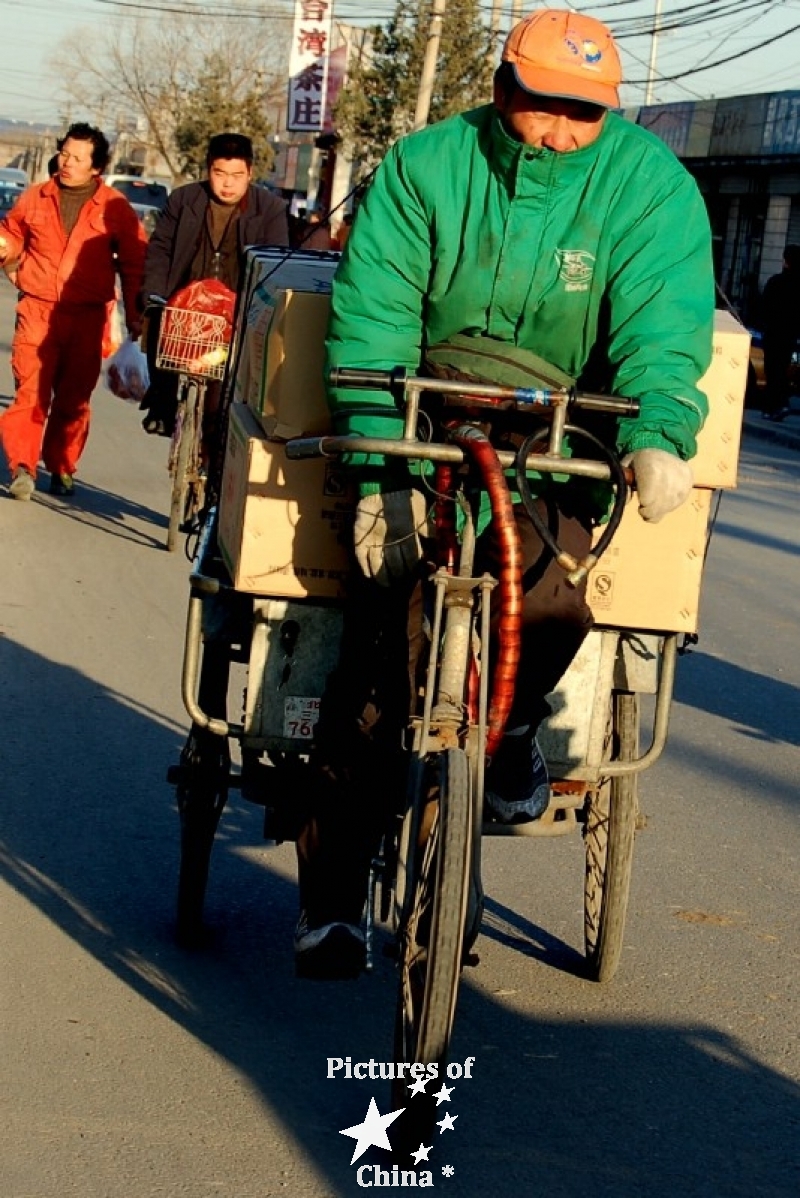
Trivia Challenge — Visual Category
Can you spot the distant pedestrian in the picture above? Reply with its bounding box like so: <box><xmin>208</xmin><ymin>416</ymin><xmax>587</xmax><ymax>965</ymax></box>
<box><xmin>0</xmin><ymin>122</ymin><xmax>147</xmax><ymax>499</ymax></box>
<box><xmin>332</xmin><ymin>212</ymin><xmax>354</xmax><ymax>252</ymax></box>
<box><xmin>302</xmin><ymin>211</ymin><xmax>334</xmax><ymax>250</ymax></box>
<box><xmin>760</xmin><ymin>244</ymin><xmax>800</xmax><ymax>421</ymax></box>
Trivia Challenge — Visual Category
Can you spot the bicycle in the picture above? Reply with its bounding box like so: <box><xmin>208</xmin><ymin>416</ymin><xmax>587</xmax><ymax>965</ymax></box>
<box><xmin>150</xmin><ymin>298</ymin><xmax>232</xmax><ymax>552</ymax></box>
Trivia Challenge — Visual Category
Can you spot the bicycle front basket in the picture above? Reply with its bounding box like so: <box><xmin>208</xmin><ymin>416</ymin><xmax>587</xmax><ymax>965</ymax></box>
<box><xmin>155</xmin><ymin>308</ymin><xmax>231</xmax><ymax>380</ymax></box>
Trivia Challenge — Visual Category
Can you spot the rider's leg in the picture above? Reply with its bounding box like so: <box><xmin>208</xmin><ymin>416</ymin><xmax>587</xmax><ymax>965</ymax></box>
<box><xmin>482</xmin><ymin>493</ymin><xmax>595</xmax><ymax>822</ymax></box>
<box><xmin>294</xmin><ymin>570</ymin><xmax>426</xmax><ymax>976</ymax></box>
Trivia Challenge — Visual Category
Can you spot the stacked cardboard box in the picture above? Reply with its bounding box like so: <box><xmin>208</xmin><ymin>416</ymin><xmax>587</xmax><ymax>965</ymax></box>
<box><xmin>220</xmin><ymin>273</ymin><xmax>749</xmax><ymax>628</ymax></box>
<box><xmin>233</xmin><ymin>246</ymin><xmax>338</xmax><ymax>425</ymax></box>
<box><xmin>587</xmin><ymin>309</ymin><xmax>750</xmax><ymax>632</ymax></box>
<box><xmin>218</xmin><ymin>403</ymin><xmax>352</xmax><ymax>599</ymax></box>
<box><xmin>239</xmin><ymin>288</ymin><xmax>331</xmax><ymax>439</ymax></box>
<box><xmin>219</xmin><ymin>247</ymin><xmax>351</xmax><ymax>599</ymax></box>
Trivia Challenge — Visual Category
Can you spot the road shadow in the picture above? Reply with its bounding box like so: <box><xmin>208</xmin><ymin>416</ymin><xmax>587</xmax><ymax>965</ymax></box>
<box><xmin>1</xmin><ymin>638</ymin><xmax>799</xmax><ymax>1196</ymax></box>
<box><xmin>0</xmin><ymin>470</ymin><xmax>168</xmax><ymax>549</ymax></box>
<box><xmin>480</xmin><ymin>895</ymin><xmax>586</xmax><ymax>976</ymax></box>
<box><xmin>674</xmin><ymin>648</ymin><xmax>800</xmax><ymax>750</ymax></box>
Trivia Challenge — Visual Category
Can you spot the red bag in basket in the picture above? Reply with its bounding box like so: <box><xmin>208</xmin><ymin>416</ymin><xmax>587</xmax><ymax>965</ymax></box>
<box><xmin>168</xmin><ymin>279</ymin><xmax>236</xmax><ymax>324</ymax></box>
<box><xmin>161</xmin><ymin>279</ymin><xmax>236</xmax><ymax>376</ymax></box>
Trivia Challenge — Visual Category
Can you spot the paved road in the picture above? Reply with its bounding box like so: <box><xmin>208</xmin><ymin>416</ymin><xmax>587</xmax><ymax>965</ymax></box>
<box><xmin>1</xmin><ymin>278</ymin><xmax>799</xmax><ymax>1198</ymax></box>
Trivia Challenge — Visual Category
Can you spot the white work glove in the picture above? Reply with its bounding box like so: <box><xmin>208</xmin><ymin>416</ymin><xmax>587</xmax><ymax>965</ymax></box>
<box><xmin>353</xmin><ymin>489</ymin><xmax>430</xmax><ymax>586</ymax></box>
<box><xmin>623</xmin><ymin>448</ymin><xmax>694</xmax><ymax>523</ymax></box>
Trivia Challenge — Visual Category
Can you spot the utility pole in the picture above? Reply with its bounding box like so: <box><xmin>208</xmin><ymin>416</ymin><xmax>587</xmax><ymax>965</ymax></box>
<box><xmin>414</xmin><ymin>0</ymin><xmax>447</xmax><ymax>131</ymax></box>
<box><xmin>490</xmin><ymin>0</ymin><xmax>503</xmax><ymax>39</ymax></box>
<box><xmin>645</xmin><ymin>0</ymin><xmax>663</xmax><ymax>106</ymax></box>
<box><xmin>511</xmin><ymin>0</ymin><xmax>523</xmax><ymax>22</ymax></box>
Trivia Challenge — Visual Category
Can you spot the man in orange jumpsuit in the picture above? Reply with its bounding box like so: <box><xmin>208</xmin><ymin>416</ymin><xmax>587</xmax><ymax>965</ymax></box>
<box><xmin>0</xmin><ymin>122</ymin><xmax>146</xmax><ymax>499</ymax></box>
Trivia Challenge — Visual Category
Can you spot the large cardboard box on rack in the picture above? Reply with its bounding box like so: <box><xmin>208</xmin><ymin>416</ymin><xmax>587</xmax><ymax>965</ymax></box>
<box><xmin>218</xmin><ymin>403</ymin><xmax>353</xmax><ymax>599</ymax></box>
<box><xmin>233</xmin><ymin>246</ymin><xmax>339</xmax><ymax>412</ymax></box>
<box><xmin>240</xmin><ymin>288</ymin><xmax>332</xmax><ymax>439</ymax></box>
<box><xmin>692</xmin><ymin>309</ymin><xmax>750</xmax><ymax>488</ymax></box>
<box><xmin>587</xmin><ymin>487</ymin><xmax>712</xmax><ymax>633</ymax></box>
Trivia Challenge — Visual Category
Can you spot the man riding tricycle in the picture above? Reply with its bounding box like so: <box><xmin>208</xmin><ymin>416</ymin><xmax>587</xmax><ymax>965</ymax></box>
<box><xmin>168</xmin><ymin>8</ymin><xmax>749</xmax><ymax>1143</ymax></box>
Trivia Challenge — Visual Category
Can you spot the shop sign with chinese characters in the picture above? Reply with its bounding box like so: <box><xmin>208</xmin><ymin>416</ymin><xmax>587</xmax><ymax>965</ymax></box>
<box><xmin>287</xmin><ymin>0</ymin><xmax>333</xmax><ymax>133</ymax></box>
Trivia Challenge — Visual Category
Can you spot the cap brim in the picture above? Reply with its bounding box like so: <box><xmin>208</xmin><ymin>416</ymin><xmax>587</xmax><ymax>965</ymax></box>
<box><xmin>511</xmin><ymin>64</ymin><xmax>618</xmax><ymax>110</ymax></box>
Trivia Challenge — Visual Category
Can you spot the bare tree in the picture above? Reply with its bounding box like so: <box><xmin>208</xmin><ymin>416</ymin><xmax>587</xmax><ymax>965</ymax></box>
<box><xmin>51</xmin><ymin>15</ymin><xmax>290</xmax><ymax>184</ymax></box>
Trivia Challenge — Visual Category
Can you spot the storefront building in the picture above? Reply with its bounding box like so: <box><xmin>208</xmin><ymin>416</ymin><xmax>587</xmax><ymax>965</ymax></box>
<box><xmin>627</xmin><ymin>91</ymin><xmax>800</xmax><ymax>326</ymax></box>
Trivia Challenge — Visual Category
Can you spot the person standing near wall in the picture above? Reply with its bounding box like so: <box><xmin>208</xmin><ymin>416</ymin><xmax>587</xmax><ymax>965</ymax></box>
<box><xmin>760</xmin><ymin>244</ymin><xmax>800</xmax><ymax>421</ymax></box>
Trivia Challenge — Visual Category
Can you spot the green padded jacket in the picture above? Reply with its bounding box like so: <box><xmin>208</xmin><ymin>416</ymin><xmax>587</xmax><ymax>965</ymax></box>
<box><xmin>326</xmin><ymin>104</ymin><xmax>714</xmax><ymax>481</ymax></box>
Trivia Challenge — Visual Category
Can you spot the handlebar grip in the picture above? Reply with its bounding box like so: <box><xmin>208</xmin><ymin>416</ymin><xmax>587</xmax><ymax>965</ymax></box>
<box><xmin>572</xmin><ymin>391</ymin><xmax>641</xmax><ymax>417</ymax></box>
<box><xmin>328</xmin><ymin>366</ymin><xmax>407</xmax><ymax>390</ymax></box>
<box><xmin>284</xmin><ymin>437</ymin><xmax>329</xmax><ymax>460</ymax></box>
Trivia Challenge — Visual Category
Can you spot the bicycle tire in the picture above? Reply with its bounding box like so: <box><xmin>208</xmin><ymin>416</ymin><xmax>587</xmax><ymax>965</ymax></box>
<box><xmin>175</xmin><ymin>641</ymin><xmax>230</xmax><ymax>946</ymax></box>
<box><xmin>167</xmin><ymin>384</ymin><xmax>196</xmax><ymax>553</ymax></box>
<box><xmin>392</xmin><ymin>748</ymin><xmax>472</xmax><ymax>1152</ymax></box>
<box><xmin>583</xmin><ymin>691</ymin><xmax>639</xmax><ymax>983</ymax></box>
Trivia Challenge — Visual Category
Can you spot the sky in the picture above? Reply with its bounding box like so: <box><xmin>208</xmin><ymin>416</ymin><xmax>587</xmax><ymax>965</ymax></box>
<box><xmin>1</xmin><ymin>0</ymin><xmax>799</xmax><ymax>126</ymax></box>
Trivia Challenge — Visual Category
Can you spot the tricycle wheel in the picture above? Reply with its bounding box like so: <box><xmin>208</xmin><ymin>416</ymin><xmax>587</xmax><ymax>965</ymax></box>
<box><xmin>175</xmin><ymin>640</ymin><xmax>230</xmax><ymax>946</ymax></box>
<box><xmin>175</xmin><ymin>728</ymin><xmax>230</xmax><ymax>946</ymax></box>
<box><xmin>583</xmin><ymin>691</ymin><xmax>639</xmax><ymax>983</ymax></box>
<box><xmin>391</xmin><ymin>749</ymin><xmax>472</xmax><ymax>1157</ymax></box>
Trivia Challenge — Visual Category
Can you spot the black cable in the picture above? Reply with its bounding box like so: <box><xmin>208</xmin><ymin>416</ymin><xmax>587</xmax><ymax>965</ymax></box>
<box><xmin>513</xmin><ymin>423</ymin><xmax>629</xmax><ymax>575</ymax></box>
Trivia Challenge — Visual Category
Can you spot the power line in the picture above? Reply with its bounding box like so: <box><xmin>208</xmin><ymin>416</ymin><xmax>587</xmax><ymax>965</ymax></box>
<box><xmin>627</xmin><ymin>18</ymin><xmax>800</xmax><ymax>83</ymax></box>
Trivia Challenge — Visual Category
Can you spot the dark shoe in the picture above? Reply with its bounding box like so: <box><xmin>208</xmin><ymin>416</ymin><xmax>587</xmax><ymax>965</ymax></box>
<box><xmin>485</xmin><ymin>729</ymin><xmax>550</xmax><ymax>824</ymax></box>
<box><xmin>8</xmin><ymin>467</ymin><xmax>35</xmax><ymax>500</ymax></box>
<box><xmin>294</xmin><ymin>914</ymin><xmax>366</xmax><ymax>980</ymax></box>
<box><xmin>49</xmin><ymin>472</ymin><xmax>75</xmax><ymax>497</ymax></box>
<box><xmin>142</xmin><ymin>412</ymin><xmax>176</xmax><ymax>437</ymax></box>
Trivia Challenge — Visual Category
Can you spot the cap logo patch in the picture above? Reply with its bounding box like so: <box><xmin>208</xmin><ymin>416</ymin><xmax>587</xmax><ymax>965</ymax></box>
<box><xmin>564</xmin><ymin>36</ymin><xmax>603</xmax><ymax>68</ymax></box>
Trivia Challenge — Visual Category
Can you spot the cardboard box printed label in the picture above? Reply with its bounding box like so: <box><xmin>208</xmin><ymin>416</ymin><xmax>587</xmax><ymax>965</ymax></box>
<box><xmin>588</xmin><ymin>487</ymin><xmax>712</xmax><ymax>633</ymax></box>
<box><xmin>218</xmin><ymin>403</ymin><xmax>353</xmax><ymax>599</ymax></box>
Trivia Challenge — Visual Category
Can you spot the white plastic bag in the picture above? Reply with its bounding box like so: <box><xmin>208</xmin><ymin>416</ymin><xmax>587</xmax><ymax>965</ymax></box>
<box><xmin>104</xmin><ymin>336</ymin><xmax>150</xmax><ymax>403</ymax></box>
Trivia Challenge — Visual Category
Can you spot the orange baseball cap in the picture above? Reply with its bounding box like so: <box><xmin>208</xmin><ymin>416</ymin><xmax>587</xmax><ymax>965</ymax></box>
<box><xmin>502</xmin><ymin>9</ymin><xmax>622</xmax><ymax>109</ymax></box>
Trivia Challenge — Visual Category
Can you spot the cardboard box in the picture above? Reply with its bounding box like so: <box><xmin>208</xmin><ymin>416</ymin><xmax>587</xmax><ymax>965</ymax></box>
<box><xmin>692</xmin><ymin>309</ymin><xmax>750</xmax><ymax>488</ymax></box>
<box><xmin>240</xmin><ymin>289</ymin><xmax>331</xmax><ymax>439</ymax></box>
<box><xmin>218</xmin><ymin>403</ymin><xmax>353</xmax><ymax>598</ymax></box>
<box><xmin>242</xmin><ymin>245</ymin><xmax>340</xmax><ymax>298</ymax></box>
<box><xmin>587</xmin><ymin>487</ymin><xmax>712</xmax><ymax>633</ymax></box>
<box><xmin>233</xmin><ymin>247</ymin><xmax>338</xmax><ymax>408</ymax></box>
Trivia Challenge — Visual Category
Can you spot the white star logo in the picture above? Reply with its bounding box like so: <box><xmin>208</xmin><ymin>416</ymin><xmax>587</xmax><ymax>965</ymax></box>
<box><xmin>410</xmin><ymin>1143</ymin><xmax>432</xmax><ymax>1164</ymax></box>
<box><xmin>437</xmin><ymin>1111</ymin><xmax>458</xmax><ymax>1133</ymax></box>
<box><xmin>408</xmin><ymin>1076</ymin><xmax>429</xmax><ymax>1096</ymax></box>
<box><xmin>339</xmin><ymin>1097</ymin><xmax>405</xmax><ymax>1164</ymax></box>
<box><xmin>433</xmin><ymin>1082</ymin><xmax>454</xmax><ymax>1105</ymax></box>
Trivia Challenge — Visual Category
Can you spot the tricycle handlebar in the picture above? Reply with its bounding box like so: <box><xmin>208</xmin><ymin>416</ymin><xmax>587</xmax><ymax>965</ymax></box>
<box><xmin>328</xmin><ymin>367</ymin><xmax>640</xmax><ymax>419</ymax></box>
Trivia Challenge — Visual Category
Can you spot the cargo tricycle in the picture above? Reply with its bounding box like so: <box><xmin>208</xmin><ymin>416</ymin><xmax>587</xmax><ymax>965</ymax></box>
<box><xmin>168</xmin><ymin>358</ymin><xmax>704</xmax><ymax>1119</ymax></box>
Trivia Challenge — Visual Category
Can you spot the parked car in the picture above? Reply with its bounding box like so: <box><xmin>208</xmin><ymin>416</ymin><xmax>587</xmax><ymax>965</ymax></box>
<box><xmin>0</xmin><ymin>183</ymin><xmax>22</xmax><ymax>216</ymax></box>
<box><xmin>104</xmin><ymin>175</ymin><xmax>170</xmax><ymax>237</ymax></box>
<box><xmin>0</xmin><ymin>166</ymin><xmax>29</xmax><ymax>189</ymax></box>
